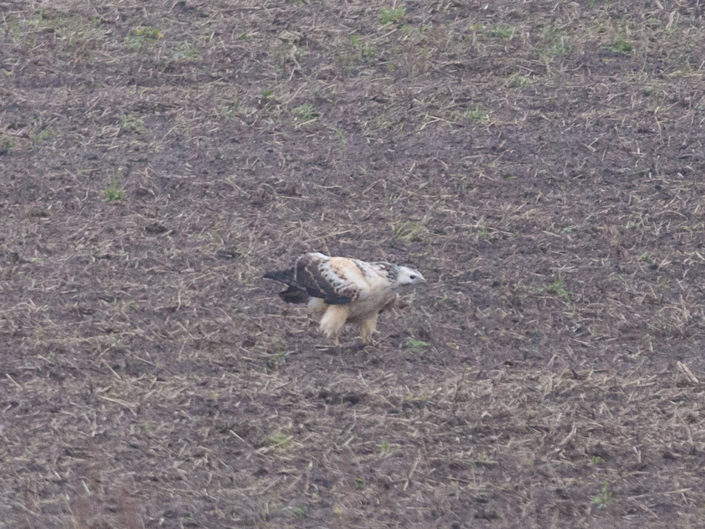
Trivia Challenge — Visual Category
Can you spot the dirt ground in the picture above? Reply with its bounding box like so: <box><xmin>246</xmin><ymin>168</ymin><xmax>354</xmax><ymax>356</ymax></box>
<box><xmin>2</xmin><ymin>1</ymin><xmax>705</xmax><ymax>527</ymax></box>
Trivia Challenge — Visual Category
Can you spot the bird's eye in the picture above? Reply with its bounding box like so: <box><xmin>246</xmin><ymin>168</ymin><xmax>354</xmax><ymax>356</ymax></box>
<box><xmin>409</xmin><ymin>274</ymin><xmax>417</xmax><ymax>280</ymax></box>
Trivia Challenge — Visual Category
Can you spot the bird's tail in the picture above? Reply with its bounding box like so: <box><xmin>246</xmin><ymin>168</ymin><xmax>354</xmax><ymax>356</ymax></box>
<box><xmin>263</xmin><ymin>269</ymin><xmax>294</xmax><ymax>283</ymax></box>
<box><xmin>278</xmin><ymin>285</ymin><xmax>309</xmax><ymax>304</ymax></box>
<box><xmin>264</xmin><ymin>269</ymin><xmax>308</xmax><ymax>304</ymax></box>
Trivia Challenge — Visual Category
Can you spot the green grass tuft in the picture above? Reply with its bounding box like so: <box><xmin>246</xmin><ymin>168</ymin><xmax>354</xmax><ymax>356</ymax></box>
<box><xmin>610</xmin><ymin>38</ymin><xmax>633</xmax><ymax>53</ymax></box>
<box><xmin>267</xmin><ymin>430</ymin><xmax>291</xmax><ymax>449</ymax></box>
<box><xmin>120</xmin><ymin>114</ymin><xmax>146</xmax><ymax>134</ymax></box>
<box><xmin>125</xmin><ymin>26</ymin><xmax>164</xmax><ymax>51</ymax></box>
<box><xmin>546</xmin><ymin>278</ymin><xmax>571</xmax><ymax>302</ymax></box>
<box><xmin>590</xmin><ymin>480</ymin><xmax>614</xmax><ymax>509</ymax></box>
<box><xmin>103</xmin><ymin>181</ymin><xmax>125</xmax><ymax>202</ymax></box>
<box><xmin>172</xmin><ymin>42</ymin><xmax>199</xmax><ymax>60</ymax></box>
<box><xmin>406</xmin><ymin>337</ymin><xmax>431</xmax><ymax>349</ymax></box>
<box><xmin>463</xmin><ymin>107</ymin><xmax>489</xmax><ymax>122</ymax></box>
<box><xmin>30</xmin><ymin>128</ymin><xmax>57</xmax><ymax>143</ymax></box>
<box><xmin>0</xmin><ymin>136</ymin><xmax>15</xmax><ymax>153</ymax></box>
<box><xmin>293</xmin><ymin>103</ymin><xmax>318</xmax><ymax>124</ymax></box>
<box><xmin>379</xmin><ymin>7</ymin><xmax>405</xmax><ymax>25</ymax></box>
<box><xmin>221</xmin><ymin>98</ymin><xmax>240</xmax><ymax>119</ymax></box>
<box><xmin>395</xmin><ymin>220</ymin><xmax>430</xmax><ymax>242</ymax></box>
<box><xmin>488</xmin><ymin>25</ymin><xmax>516</xmax><ymax>38</ymax></box>
<box><xmin>350</xmin><ymin>34</ymin><xmax>375</xmax><ymax>59</ymax></box>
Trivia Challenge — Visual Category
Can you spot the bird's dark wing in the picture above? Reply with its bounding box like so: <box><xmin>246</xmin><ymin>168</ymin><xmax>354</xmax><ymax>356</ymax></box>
<box><xmin>264</xmin><ymin>253</ymin><xmax>364</xmax><ymax>305</ymax></box>
<box><xmin>292</xmin><ymin>253</ymin><xmax>356</xmax><ymax>304</ymax></box>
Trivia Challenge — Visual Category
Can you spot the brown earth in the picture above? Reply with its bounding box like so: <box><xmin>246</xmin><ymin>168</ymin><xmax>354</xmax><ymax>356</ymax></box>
<box><xmin>2</xmin><ymin>1</ymin><xmax>705</xmax><ymax>527</ymax></box>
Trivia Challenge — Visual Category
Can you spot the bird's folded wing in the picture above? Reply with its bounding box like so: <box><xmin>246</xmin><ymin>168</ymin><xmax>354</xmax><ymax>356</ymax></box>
<box><xmin>295</xmin><ymin>253</ymin><xmax>367</xmax><ymax>305</ymax></box>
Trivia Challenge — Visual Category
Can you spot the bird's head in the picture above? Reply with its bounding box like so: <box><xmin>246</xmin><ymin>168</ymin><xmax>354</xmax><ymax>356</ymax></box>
<box><xmin>394</xmin><ymin>265</ymin><xmax>426</xmax><ymax>287</ymax></box>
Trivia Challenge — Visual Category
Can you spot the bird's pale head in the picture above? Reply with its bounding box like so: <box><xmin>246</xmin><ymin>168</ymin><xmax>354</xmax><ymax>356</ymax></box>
<box><xmin>394</xmin><ymin>265</ymin><xmax>425</xmax><ymax>286</ymax></box>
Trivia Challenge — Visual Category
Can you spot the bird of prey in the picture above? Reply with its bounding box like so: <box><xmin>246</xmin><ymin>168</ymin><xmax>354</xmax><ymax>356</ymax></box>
<box><xmin>264</xmin><ymin>252</ymin><xmax>425</xmax><ymax>344</ymax></box>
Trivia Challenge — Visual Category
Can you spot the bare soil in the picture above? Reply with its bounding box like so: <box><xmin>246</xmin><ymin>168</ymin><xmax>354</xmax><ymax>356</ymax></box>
<box><xmin>2</xmin><ymin>1</ymin><xmax>705</xmax><ymax>527</ymax></box>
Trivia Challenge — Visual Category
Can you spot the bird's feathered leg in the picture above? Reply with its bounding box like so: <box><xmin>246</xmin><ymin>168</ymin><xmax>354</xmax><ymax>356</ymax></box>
<box><xmin>359</xmin><ymin>313</ymin><xmax>379</xmax><ymax>344</ymax></box>
<box><xmin>320</xmin><ymin>305</ymin><xmax>349</xmax><ymax>345</ymax></box>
